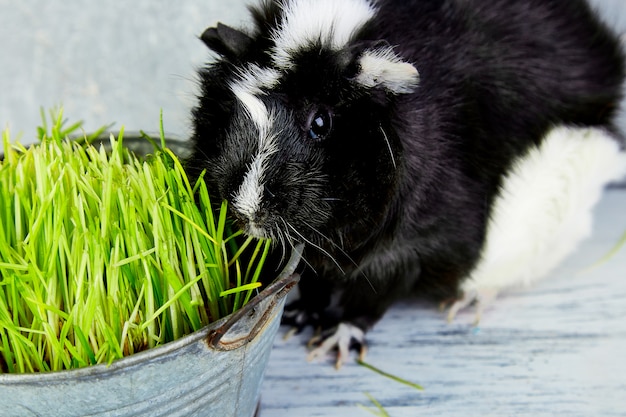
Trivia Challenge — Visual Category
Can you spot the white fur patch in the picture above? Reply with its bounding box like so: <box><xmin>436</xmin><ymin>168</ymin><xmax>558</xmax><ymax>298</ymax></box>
<box><xmin>355</xmin><ymin>47</ymin><xmax>420</xmax><ymax>93</ymax></box>
<box><xmin>229</xmin><ymin>64</ymin><xmax>280</xmax><ymax>136</ymax></box>
<box><xmin>463</xmin><ymin>126</ymin><xmax>626</xmax><ymax>295</ymax></box>
<box><xmin>270</xmin><ymin>0</ymin><xmax>376</xmax><ymax>69</ymax></box>
<box><xmin>232</xmin><ymin>140</ymin><xmax>278</xmax><ymax>234</ymax></box>
<box><xmin>229</xmin><ymin>65</ymin><xmax>281</xmax><ymax>232</ymax></box>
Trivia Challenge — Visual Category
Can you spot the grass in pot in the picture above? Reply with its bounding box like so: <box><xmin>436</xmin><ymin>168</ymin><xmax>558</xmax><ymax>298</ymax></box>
<box><xmin>0</xmin><ymin>110</ymin><xmax>300</xmax><ymax>417</ymax></box>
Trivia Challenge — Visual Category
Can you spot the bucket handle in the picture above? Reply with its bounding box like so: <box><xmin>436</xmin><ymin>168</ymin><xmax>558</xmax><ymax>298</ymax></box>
<box><xmin>206</xmin><ymin>244</ymin><xmax>303</xmax><ymax>350</ymax></box>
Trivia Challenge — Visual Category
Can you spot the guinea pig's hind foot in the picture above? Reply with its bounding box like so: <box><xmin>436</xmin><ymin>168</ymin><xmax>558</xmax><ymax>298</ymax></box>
<box><xmin>446</xmin><ymin>288</ymin><xmax>499</xmax><ymax>325</ymax></box>
<box><xmin>307</xmin><ymin>322</ymin><xmax>367</xmax><ymax>369</ymax></box>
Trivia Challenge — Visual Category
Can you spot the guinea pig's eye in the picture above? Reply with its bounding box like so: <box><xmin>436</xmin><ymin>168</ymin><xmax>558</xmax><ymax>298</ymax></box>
<box><xmin>306</xmin><ymin>108</ymin><xmax>333</xmax><ymax>141</ymax></box>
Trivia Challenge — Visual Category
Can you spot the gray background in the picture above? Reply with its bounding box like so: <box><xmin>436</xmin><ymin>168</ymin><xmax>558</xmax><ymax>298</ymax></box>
<box><xmin>0</xmin><ymin>0</ymin><xmax>252</xmax><ymax>143</ymax></box>
<box><xmin>1</xmin><ymin>0</ymin><xmax>626</xmax><ymax>145</ymax></box>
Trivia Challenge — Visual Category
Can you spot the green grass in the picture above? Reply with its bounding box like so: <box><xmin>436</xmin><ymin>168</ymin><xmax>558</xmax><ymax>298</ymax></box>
<box><xmin>0</xmin><ymin>110</ymin><xmax>270</xmax><ymax>373</ymax></box>
<box><xmin>356</xmin><ymin>359</ymin><xmax>423</xmax><ymax>417</ymax></box>
<box><xmin>359</xmin><ymin>393</ymin><xmax>392</xmax><ymax>417</ymax></box>
<box><xmin>357</xmin><ymin>359</ymin><xmax>424</xmax><ymax>391</ymax></box>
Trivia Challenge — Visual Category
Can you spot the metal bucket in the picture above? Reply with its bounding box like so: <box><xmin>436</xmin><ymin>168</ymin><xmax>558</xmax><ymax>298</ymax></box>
<box><xmin>0</xmin><ymin>245</ymin><xmax>301</xmax><ymax>417</ymax></box>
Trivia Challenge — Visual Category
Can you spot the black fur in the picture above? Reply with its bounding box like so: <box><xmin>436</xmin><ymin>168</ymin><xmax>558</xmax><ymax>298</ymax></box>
<box><xmin>189</xmin><ymin>0</ymin><xmax>624</xmax><ymax>336</ymax></box>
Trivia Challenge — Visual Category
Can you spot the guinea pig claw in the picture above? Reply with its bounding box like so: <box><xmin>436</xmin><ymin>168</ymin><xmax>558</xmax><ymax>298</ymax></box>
<box><xmin>446</xmin><ymin>288</ymin><xmax>498</xmax><ymax>325</ymax></box>
<box><xmin>357</xmin><ymin>343</ymin><xmax>368</xmax><ymax>362</ymax></box>
<box><xmin>282</xmin><ymin>326</ymin><xmax>299</xmax><ymax>341</ymax></box>
<box><xmin>306</xmin><ymin>323</ymin><xmax>366</xmax><ymax>369</ymax></box>
<box><xmin>446</xmin><ymin>295</ymin><xmax>475</xmax><ymax>323</ymax></box>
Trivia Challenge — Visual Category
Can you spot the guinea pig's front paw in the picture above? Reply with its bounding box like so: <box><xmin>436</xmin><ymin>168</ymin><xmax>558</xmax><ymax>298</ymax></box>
<box><xmin>306</xmin><ymin>322</ymin><xmax>367</xmax><ymax>369</ymax></box>
<box><xmin>445</xmin><ymin>288</ymin><xmax>499</xmax><ymax>325</ymax></box>
<box><xmin>281</xmin><ymin>301</ymin><xmax>321</xmax><ymax>336</ymax></box>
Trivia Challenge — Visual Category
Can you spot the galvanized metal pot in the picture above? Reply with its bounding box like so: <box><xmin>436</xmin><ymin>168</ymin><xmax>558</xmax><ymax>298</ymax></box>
<box><xmin>0</xmin><ymin>235</ymin><xmax>301</xmax><ymax>417</ymax></box>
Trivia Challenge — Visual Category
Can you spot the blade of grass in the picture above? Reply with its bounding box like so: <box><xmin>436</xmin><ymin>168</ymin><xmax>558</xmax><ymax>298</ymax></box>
<box><xmin>219</xmin><ymin>282</ymin><xmax>262</xmax><ymax>297</ymax></box>
<box><xmin>356</xmin><ymin>359</ymin><xmax>424</xmax><ymax>391</ymax></box>
<box><xmin>358</xmin><ymin>393</ymin><xmax>391</xmax><ymax>417</ymax></box>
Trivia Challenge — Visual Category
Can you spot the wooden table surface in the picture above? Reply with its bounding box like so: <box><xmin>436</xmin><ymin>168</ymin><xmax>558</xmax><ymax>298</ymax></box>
<box><xmin>259</xmin><ymin>187</ymin><xmax>626</xmax><ymax>417</ymax></box>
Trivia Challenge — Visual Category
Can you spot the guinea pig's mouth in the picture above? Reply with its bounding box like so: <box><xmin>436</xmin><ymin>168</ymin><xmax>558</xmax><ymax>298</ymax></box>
<box><xmin>242</xmin><ymin>220</ymin><xmax>272</xmax><ymax>240</ymax></box>
<box><xmin>231</xmin><ymin>206</ymin><xmax>304</xmax><ymax>251</ymax></box>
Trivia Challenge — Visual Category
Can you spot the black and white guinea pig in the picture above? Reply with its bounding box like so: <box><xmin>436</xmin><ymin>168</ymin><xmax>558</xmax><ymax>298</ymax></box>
<box><xmin>188</xmin><ymin>0</ymin><xmax>626</xmax><ymax>366</ymax></box>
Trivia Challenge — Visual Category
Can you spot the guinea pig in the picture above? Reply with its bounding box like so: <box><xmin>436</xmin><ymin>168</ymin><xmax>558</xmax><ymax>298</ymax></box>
<box><xmin>188</xmin><ymin>0</ymin><xmax>626</xmax><ymax>367</ymax></box>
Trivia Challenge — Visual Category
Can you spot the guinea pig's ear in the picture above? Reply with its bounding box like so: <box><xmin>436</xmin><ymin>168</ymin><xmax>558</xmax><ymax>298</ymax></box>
<box><xmin>200</xmin><ymin>23</ymin><xmax>253</xmax><ymax>59</ymax></box>
<box><xmin>353</xmin><ymin>46</ymin><xmax>419</xmax><ymax>94</ymax></box>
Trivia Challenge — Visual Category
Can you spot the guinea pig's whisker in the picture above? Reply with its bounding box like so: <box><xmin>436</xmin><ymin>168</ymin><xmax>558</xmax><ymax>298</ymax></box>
<box><xmin>301</xmin><ymin>220</ymin><xmax>360</xmax><ymax>270</ymax></box>
<box><xmin>285</xmin><ymin>221</ymin><xmax>345</xmax><ymax>274</ymax></box>
<box><xmin>272</xmin><ymin>220</ymin><xmax>288</xmax><ymax>265</ymax></box>
<box><xmin>276</xmin><ymin>218</ymin><xmax>297</xmax><ymax>267</ymax></box>
<box><xmin>379</xmin><ymin>125</ymin><xmax>396</xmax><ymax>169</ymax></box>
<box><xmin>280</xmin><ymin>219</ymin><xmax>318</xmax><ymax>275</ymax></box>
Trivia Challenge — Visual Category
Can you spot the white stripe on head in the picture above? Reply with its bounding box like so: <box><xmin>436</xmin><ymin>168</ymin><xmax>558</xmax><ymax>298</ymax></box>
<box><xmin>229</xmin><ymin>64</ymin><xmax>280</xmax><ymax>138</ymax></box>
<box><xmin>232</xmin><ymin>139</ymin><xmax>278</xmax><ymax>224</ymax></box>
<box><xmin>271</xmin><ymin>0</ymin><xmax>377</xmax><ymax>69</ymax></box>
<box><xmin>229</xmin><ymin>64</ymin><xmax>281</xmax><ymax>227</ymax></box>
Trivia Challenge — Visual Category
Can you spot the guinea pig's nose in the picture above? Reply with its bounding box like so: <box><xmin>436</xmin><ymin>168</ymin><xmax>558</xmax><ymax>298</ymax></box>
<box><xmin>229</xmin><ymin>199</ymin><xmax>271</xmax><ymax>239</ymax></box>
